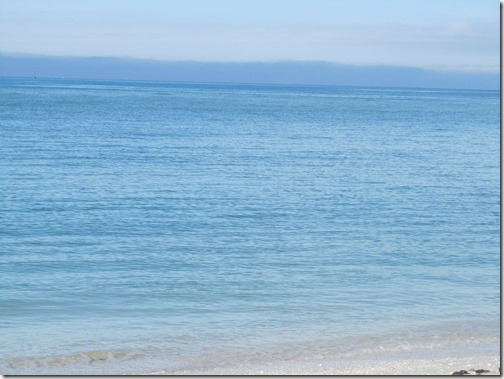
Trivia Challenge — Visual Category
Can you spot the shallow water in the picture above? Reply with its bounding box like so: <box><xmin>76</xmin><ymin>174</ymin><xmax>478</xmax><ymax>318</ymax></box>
<box><xmin>0</xmin><ymin>78</ymin><xmax>500</xmax><ymax>374</ymax></box>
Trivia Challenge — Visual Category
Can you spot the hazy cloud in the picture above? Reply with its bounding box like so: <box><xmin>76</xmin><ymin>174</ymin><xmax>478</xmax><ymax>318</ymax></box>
<box><xmin>0</xmin><ymin>53</ymin><xmax>498</xmax><ymax>90</ymax></box>
<box><xmin>0</xmin><ymin>0</ymin><xmax>498</xmax><ymax>73</ymax></box>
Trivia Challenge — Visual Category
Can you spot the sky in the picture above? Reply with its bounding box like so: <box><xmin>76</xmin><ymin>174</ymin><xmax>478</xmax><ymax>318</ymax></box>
<box><xmin>0</xmin><ymin>0</ymin><xmax>500</xmax><ymax>74</ymax></box>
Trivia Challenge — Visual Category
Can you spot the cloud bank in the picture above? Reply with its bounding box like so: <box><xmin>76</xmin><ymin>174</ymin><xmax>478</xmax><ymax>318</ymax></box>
<box><xmin>0</xmin><ymin>53</ymin><xmax>499</xmax><ymax>90</ymax></box>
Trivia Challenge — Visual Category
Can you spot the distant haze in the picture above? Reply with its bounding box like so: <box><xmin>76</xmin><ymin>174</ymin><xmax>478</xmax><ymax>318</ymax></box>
<box><xmin>0</xmin><ymin>0</ymin><xmax>499</xmax><ymax>75</ymax></box>
<box><xmin>0</xmin><ymin>53</ymin><xmax>499</xmax><ymax>90</ymax></box>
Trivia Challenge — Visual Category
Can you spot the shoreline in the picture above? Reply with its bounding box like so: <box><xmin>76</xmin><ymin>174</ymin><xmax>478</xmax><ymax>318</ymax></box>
<box><xmin>146</xmin><ymin>339</ymin><xmax>501</xmax><ymax>376</ymax></box>
<box><xmin>3</xmin><ymin>328</ymin><xmax>499</xmax><ymax>375</ymax></box>
<box><xmin>146</xmin><ymin>331</ymin><xmax>501</xmax><ymax>376</ymax></box>
<box><xmin>154</xmin><ymin>355</ymin><xmax>501</xmax><ymax>376</ymax></box>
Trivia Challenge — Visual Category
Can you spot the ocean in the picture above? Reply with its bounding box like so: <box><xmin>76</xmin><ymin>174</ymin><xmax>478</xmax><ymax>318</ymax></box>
<box><xmin>0</xmin><ymin>77</ymin><xmax>500</xmax><ymax>374</ymax></box>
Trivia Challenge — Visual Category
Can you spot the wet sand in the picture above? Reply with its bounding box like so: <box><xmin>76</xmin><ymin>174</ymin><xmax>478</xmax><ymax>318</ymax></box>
<box><xmin>157</xmin><ymin>355</ymin><xmax>500</xmax><ymax>376</ymax></box>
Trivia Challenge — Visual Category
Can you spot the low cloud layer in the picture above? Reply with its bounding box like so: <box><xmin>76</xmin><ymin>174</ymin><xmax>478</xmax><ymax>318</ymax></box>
<box><xmin>0</xmin><ymin>1</ymin><xmax>498</xmax><ymax>71</ymax></box>
<box><xmin>0</xmin><ymin>53</ymin><xmax>498</xmax><ymax>90</ymax></box>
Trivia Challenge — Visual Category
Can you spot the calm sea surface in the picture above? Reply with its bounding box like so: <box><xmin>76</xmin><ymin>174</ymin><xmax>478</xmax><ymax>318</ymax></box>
<box><xmin>0</xmin><ymin>78</ymin><xmax>500</xmax><ymax>374</ymax></box>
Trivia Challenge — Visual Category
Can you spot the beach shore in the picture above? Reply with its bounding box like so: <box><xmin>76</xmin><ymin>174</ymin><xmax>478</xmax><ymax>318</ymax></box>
<box><xmin>156</xmin><ymin>355</ymin><xmax>500</xmax><ymax>376</ymax></box>
<box><xmin>140</xmin><ymin>335</ymin><xmax>501</xmax><ymax>376</ymax></box>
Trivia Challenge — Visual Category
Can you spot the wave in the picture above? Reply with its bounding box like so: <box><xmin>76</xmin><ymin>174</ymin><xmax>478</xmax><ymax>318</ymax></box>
<box><xmin>1</xmin><ymin>349</ymin><xmax>145</xmax><ymax>375</ymax></box>
<box><xmin>2</xmin><ymin>320</ymin><xmax>499</xmax><ymax>375</ymax></box>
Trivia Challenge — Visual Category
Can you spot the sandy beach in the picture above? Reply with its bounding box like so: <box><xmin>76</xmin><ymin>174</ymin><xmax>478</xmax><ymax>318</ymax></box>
<box><xmin>144</xmin><ymin>340</ymin><xmax>501</xmax><ymax>376</ymax></box>
<box><xmin>155</xmin><ymin>355</ymin><xmax>500</xmax><ymax>376</ymax></box>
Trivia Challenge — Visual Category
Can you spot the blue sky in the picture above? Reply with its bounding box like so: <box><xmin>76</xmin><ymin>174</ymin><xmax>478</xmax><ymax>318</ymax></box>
<box><xmin>0</xmin><ymin>0</ymin><xmax>499</xmax><ymax>73</ymax></box>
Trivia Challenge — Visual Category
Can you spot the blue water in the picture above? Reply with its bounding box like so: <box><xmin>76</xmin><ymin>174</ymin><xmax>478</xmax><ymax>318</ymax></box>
<box><xmin>0</xmin><ymin>78</ymin><xmax>500</xmax><ymax>374</ymax></box>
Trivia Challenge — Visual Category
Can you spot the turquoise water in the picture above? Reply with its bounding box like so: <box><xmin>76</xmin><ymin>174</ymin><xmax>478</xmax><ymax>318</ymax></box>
<box><xmin>0</xmin><ymin>78</ymin><xmax>500</xmax><ymax>374</ymax></box>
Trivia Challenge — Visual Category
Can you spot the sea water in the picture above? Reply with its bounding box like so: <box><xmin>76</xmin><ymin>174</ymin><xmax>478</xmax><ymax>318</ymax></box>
<box><xmin>0</xmin><ymin>78</ymin><xmax>500</xmax><ymax>374</ymax></box>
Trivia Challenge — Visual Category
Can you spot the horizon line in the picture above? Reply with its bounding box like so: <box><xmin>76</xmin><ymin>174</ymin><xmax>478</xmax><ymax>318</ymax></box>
<box><xmin>1</xmin><ymin>76</ymin><xmax>499</xmax><ymax>93</ymax></box>
<box><xmin>1</xmin><ymin>52</ymin><xmax>499</xmax><ymax>90</ymax></box>
<box><xmin>0</xmin><ymin>51</ymin><xmax>499</xmax><ymax>75</ymax></box>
